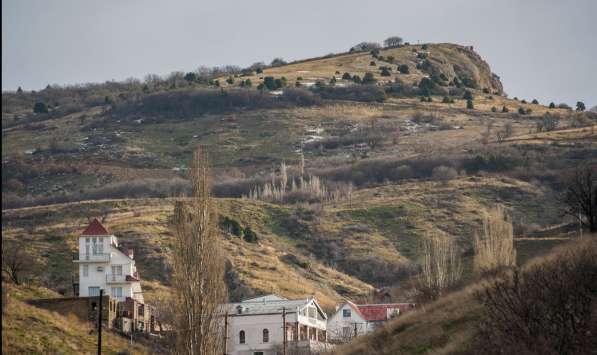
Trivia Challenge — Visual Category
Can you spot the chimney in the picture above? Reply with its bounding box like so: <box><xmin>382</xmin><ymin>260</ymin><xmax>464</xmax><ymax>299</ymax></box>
<box><xmin>127</xmin><ymin>248</ymin><xmax>134</xmax><ymax>259</ymax></box>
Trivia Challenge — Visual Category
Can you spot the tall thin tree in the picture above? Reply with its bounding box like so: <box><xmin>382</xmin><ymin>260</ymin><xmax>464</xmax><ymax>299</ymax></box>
<box><xmin>171</xmin><ymin>148</ymin><xmax>227</xmax><ymax>355</ymax></box>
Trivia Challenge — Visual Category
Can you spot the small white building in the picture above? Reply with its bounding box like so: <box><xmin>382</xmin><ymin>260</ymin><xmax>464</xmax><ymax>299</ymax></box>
<box><xmin>74</xmin><ymin>218</ymin><xmax>143</xmax><ymax>303</ymax></box>
<box><xmin>224</xmin><ymin>295</ymin><xmax>331</xmax><ymax>355</ymax></box>
<box><xmin>327</xmin><ymin>300</ymin><xmax>415</xmax><ymax>343</ymax></box>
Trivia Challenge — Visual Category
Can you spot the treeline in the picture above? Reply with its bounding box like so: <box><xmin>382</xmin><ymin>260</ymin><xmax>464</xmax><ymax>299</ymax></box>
<box><xmin>110</xmin><ymin>88</ymin><xmax>321</xmax><ymax>119</ymax></box>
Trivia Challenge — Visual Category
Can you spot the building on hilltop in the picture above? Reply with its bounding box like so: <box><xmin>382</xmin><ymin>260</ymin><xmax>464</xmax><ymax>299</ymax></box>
<box><xmin>70</xmin><ymin>218</ymin><xmax>153</xmax><ymax>334</ymax></box>
<box><xmin>74</xmin><ymin>218</ymin><xmax>143</xmax><ymax>303</ymax></box>
<box><xmin>223</xmin><ymin>294</ymin><xmax>332</xmax><ymax>355</ymax></box>
<box><xmin>326</xmin><ymin>300</ymin><xmax>415</xmax><ymax>343</ymax></box>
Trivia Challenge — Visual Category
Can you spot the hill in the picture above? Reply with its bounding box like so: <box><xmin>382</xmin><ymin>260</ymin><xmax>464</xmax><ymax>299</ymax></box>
<box><xmin>2</xmin><ymin>41</ymin><xmax>596</xmax><ymax>353</ymax></box>
<box><xmin>4</xmin><ymin>42</ymin><xmax>592</xmax><ymax>211</ymax></box>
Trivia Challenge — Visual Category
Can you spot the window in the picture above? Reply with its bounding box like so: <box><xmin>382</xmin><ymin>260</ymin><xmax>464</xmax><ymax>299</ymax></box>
<box><xmin>96</xmin><ymin>237</ymin><xmax>104</xmax><ymax>254</ymax></box>
<box><xmin>262</xmin><ymin>329</ymin><xmax>269</xmax><ymax>343</ymax></box>
<box><xmin>111</xmin><ymin>287</ymin><xmax>123</xmax><ymax>297</ymax></box>
<box><xmin>82</xmin><ymin>265</ymin><xmax>89</xmax><ymax>277</ymax></box>
<box><xmin>343</xmin><ymin>309</ymin><xmax>352</xmax><ymax>318</ymax></box>
<box><xmin>239</xmin><ymin>330</ymin><xmax>245</xmax><ymax>344</ymax></box>
<box><xmin>88</xmin><ymin>287</ymin><xmax>100</xmax><ymax>297</ymax></box>
<box><xmin>112</xmin><ymin>265</ymin><xmax>123</xmax><ymax>276</ymax></box>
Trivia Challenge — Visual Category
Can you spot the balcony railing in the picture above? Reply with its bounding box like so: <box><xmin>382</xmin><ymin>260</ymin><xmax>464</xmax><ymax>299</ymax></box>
<box><xmin>73</xmin><ymin>253</ymin><xmax>110</xmax><ymax>262</ymax></box>
<box><xmin>106</xmin><ymin>272</ymin><xmax>139</xmax><ymax>283</ymax></box>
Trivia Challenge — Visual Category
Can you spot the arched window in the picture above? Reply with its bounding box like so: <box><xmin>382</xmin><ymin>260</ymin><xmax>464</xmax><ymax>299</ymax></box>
<box><xmin>263</xmin><ymin>328</ymin><xmax>269</xmax><ymax>343</ymax></box>
<box><xmin>239</xmin><ymin>330</ymin><xmax>245</xmax><ymax>344</ymax></box>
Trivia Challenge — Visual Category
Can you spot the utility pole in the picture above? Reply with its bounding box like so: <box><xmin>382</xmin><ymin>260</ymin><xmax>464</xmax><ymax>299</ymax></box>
<box><xmin>98</xmin><ymin>289</ymin><xmax>103</xmax><ymax>355</ymax></box>
<box><xmin>282</xmin><ymin>307</ymin><xmax>287</xmax><ymax>355</ymax></box>
<box><xmin>353</xmin><ymin>322</ymin><xmax>358</xmax><ymax>339</ymax></box>
<box><xmin>223</xmin><ymin>312</ymin><xmax>229</xmax><ymax>355</ymax></box>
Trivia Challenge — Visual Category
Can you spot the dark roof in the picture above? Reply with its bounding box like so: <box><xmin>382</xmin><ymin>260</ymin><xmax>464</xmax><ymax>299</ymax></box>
<box><xmin>81</xmin><ymin>219</ymin><xmax>110</xmax><ymax>236</ymax></box>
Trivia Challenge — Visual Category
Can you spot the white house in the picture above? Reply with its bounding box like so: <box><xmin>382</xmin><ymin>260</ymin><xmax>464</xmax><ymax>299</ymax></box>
<box><xmin>327</xmin><ymin>300</ymin><xmax>415</xmax><ymax>343</ymax></box>
<box><xmin>224</xmin><ymin>295</ymin><xmax>331</xmax><ymax>355</ymax></box>
<box><xmin>74</xmin><ymin>218</ymin><xmax>143</xmax><ymax>303</ymax></box>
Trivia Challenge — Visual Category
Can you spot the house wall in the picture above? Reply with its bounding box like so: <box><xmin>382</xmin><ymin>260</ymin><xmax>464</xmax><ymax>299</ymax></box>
<box><xmin>77</xmin><ymin>235</ymin><xmax>135</xmax><ymax>301</ymax></box>
<box><xmin>227</xmin><ymin>313</ymin><xmax>297</xmax><ymax>355</ymax></box>
<box><xmin>327</xmin><ymin>304</ymin><xmax>369</xmax><ymax>342</ymax></box>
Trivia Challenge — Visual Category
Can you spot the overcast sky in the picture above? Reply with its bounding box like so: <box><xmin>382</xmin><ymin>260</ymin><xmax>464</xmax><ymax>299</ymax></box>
<box><xmin>2</xmin><ymin>0</ymin><xmax>596</xmax><ymax>107</ymax></box>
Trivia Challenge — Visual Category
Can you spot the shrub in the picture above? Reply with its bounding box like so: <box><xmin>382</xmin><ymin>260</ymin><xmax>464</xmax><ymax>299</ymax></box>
<box><xmin>463</xmin><ymin>90</ymin><xmax>473</xmax><ymax>100</ymax></box>
<box><xmin>263</xmin><ymin>76</ymin><xmax>279</xmax><ymax>90</ymax></box>
<box><xmin>318</xmin><ymin>85</ymin><xmax>385</xmax><ymax>103</ymax></box>
<box><xmin>369</xmin><ymin>61</ymin><xmax>376</xmax><ymax>66</ymax></box>
<box><xmin>352</xmin><ymin>75</ymin><xmax>362</xmax><ymax>84</ymax></box>
<box><xmin>576</xmin><ymin>101</ymin><xmax>586</xmax><ymax>111</ymax></box>
<box><xmin>329</xmin><ymin>76</ymin><xmax>337</xmax><ymax>85</ymax></box>
<box><xmin>491</xmin><ymin>106</ymin><xmax>497</xmax><ymax>112</ymax></box>
<box><xmin>501</xmin><ymin>105</ymin><xmax>509</xmax><ymax>113</ymax></box>
<box><xmin>362</xmin><ymin>72</ymin><xmax>376</xmax><ymax>84</ymax></box>
<box><xmin>184</xmin><ymin>72</ymin><xmax>197</xmax><ymax>82</ymax></box>
<box><xmin>226</xmin><ymin>76</ymin><xmax>234</xmax><ymax>85</ymax></box>
<box><xmin>536</xmin><ymin>113</ymin><xmax>558</xmax><ymax>132</ymax></box>
<box><xmin>432</xmin><ymin>165</ymin><xmax>458</xmax><ymax>182</ymax></box>
<box><xmin>33</xmin><ymin>102</ymin><xmax>48</xmax><ymax>113</ymax></box>
<box><xmin>380</xmin><ymin>67</ymin><xmax>391</xmax><ymax>76</ymax></box>
<box><xmin>549</xmin><ymin>102</ymin><xmax>556</xmax><ymax>109</ymax></box>
<box><xmin>461</xmin><ymin>77</ymin><xmax>478</xmax><ymax>88</ymax></box>
<box><xmin>518</xmin><ymin>107</ymin><xmax>526</xmax><ymax>115</ymax></box>
<box><xmin>398</xmin><ymin>64</ymin><xmax>410</xmax><ymax>74</ymax></box>
<box><xmin>342</xmin><ymin>72</ymin><xmax>352</xmax><ymax>80</ymax></box>
<box><xmin>521</xmin><ymin>99</ymin><xmax>527</xmax><ymax>104</ymax></box>
<box><xmin>442</xmin><ymin>96</ymin><xmax>453</xmax><ymax>104</ymax></box>
<box><xmin>219</xmin><ymin>216</ymin><xmax>243</xmax><ymax>236</ymax></box>
<box><xmin>243</xmin><ymin>227</ymin><xmax>258</xmax><ymax>243</ymax></box>
<box><xmin>418</xmin><ymin>78</ymin><xmax>435</xmax><ymax>96</ymax></box>
<box><xmin>256</xmin><ymin>68</ymin><xmax>263</xmax><ymax>74</ymax></box>
<box><xmin>532</xmin><ymin>99</ymin><xmax>539</xmax><ymax>104</ymax></box>
<box><xmin>475</xmin><ymin>240</ymin><xmax>597</xmax><ymax>355</ymax></box>
<box><xmin>350</xmin><ymin>41</ymin><xmax>381</xmax><ymax>52</ymax></box>
<box><xmin>270</xmin><ymin>57</ymin><xmax>287</xmax><ymax>67</ymax></box>
<box><xmin>466</xmin><ymin>99</ymin><xmax>474</xmax><ymax>109</ymax></box>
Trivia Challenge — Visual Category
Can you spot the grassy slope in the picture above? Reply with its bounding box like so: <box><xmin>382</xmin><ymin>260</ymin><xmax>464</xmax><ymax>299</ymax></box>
<box><xmin>2</xmin><ymin>284</ymin><xmax>148</xmax><ymax>355</ymax></box>
<box><xmin>1</xmin><ymin>174</ymin><xmax>571</xmax><ymax>308</ymax></box>
<box><xmin>333</xmin><ymin>237</ymin><xmax>594</xmax><ymax>355</ymax></box>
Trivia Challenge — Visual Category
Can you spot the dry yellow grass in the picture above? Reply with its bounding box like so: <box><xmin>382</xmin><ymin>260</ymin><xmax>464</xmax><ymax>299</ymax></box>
<box><xmin>2</xmin><ymin>283</ymin><xmax>148</xmax><ymax>355</ymax></box>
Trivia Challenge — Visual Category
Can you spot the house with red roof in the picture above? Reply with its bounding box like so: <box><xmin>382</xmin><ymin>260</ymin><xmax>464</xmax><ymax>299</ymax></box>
<box><xmin>326</xmin><ymin>300</ymin><xmax>415</xmax><ymax>342</ymax></box>
<box><xmin>73</xmin><ymin>218</ymin><xmax>153</xmax><ymax>333</ymax></box>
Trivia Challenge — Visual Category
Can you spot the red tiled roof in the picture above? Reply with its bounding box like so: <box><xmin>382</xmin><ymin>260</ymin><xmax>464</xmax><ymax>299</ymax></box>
<box><xmin>81</xmin><ymin>218</ymin><xmax>110</xmax><ymax>236</ymax></box>
<box><xmin>355</xmin><ymin>303</ymin><xmax>415</xmax><ymax>322</ymax></box>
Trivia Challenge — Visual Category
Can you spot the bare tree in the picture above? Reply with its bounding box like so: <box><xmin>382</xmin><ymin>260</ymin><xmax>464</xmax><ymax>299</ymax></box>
<box><xmin>384</xmin><ymin>36</ymin><xmax>404</xmax><ymax>48</ymax></box>
<box><xmin>562</xmin><ymin>165</ymin><xmax>597</xmax><ymax>233</ymax></box>
<box><xmin>416</xmin><ymin>232</ymin><xmax>463</xmax><ymax>300</ymax></box>
<box><xmin>474</xmin><ymin>205</ymin><xmax>516</xmax><ymax>275</ymax></box>
<box><xmin>2</xmin><ymin>239</ymin><xmax>37</xmax><ymax>285</ymax></box>
<box><xmin>171</xmin><ymin>147</ymin><xmax>228</xmax><ymax>355</ymax></box>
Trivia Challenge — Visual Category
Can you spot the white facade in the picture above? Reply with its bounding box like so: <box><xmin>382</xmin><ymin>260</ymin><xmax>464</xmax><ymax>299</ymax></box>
<box><xmin>75</xmin><ymin>219</ymin><xmax>143</xmax><ymax>303</ymax></box>
<box><xmin>326</xmin><ymin>302</ymin><xmax>371</xmax><ymax>343</ymax></box>
<box><xmin>224</xmin><ymin>295</ymin><xmax>331</xmax><ymax>355</ymax></box>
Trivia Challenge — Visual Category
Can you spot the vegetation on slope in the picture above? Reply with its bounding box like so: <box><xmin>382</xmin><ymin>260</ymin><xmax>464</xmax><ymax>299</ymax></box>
<box><xmin>333</xmin><ymin>238</ymin><xmax>597</xmax><ymax>355</ymax></box>
<box><xmin>2</xmin><ymin>283</ymin><xmax>148</xmax><ymax>354</ymax></box>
